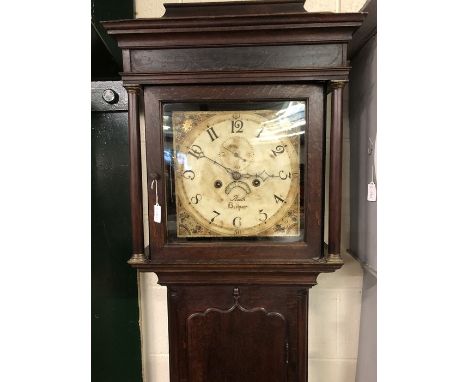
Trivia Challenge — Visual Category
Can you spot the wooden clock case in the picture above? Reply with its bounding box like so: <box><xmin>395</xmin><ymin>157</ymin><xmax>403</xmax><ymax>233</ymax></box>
<box><xmin>103</xmin><ymin>1</ymin><xmax>364</xmax><ymax>381</ymax></box>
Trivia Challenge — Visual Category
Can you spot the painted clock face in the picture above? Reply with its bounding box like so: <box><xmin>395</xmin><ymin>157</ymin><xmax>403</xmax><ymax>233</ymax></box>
<box><xmin>169</xmin><ymin>104</ymin><xmax>304</xmax><ymax>238</ymax></box>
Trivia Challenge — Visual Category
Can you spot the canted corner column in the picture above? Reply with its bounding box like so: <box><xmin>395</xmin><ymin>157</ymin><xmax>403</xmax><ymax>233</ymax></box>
<box><xmin>327</xmin><ymin>80</ymin><xmax>347</xmax><ymax>263</ymax></box>
<box><xmin>125</xmin><ymin>85</ymin><xmax>146</xmax><ymax>264</ymax></box>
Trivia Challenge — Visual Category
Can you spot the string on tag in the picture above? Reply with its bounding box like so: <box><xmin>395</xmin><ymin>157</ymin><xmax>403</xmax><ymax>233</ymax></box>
<box><xmin>151</xmin><ymin>179</ymin><xmax>162</xmax><ymax>223</ymax></box>
<box><xmin>151</xmin><ymin>179</ymin><xmax>159</xmax><ymax>205</ymax></box>
<box><xmin>368</xmin><ymin>137</ymin><xmax>374</xmax><ymax>156</ymax></box>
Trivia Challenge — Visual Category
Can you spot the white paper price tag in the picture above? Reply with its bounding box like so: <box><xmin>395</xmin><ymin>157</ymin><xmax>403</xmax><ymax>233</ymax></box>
<box><xmin>154</xmin><ymin>203</ymin><xmax>162</xmax><ymax>223</ymax></box>
<box><xmin>367</xmin><ymin>182</ymin><xmax>377</xmax><ymax>202</ymax></box>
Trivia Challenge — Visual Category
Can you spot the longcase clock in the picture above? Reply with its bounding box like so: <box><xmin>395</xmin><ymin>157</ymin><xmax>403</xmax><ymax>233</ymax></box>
<box><xmin>103</xmin><ymin>1</ymin><xmax>365</xmax><ymax>381</ymax></box>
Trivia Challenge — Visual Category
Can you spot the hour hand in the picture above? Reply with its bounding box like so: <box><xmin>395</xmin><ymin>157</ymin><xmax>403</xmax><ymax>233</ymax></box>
<box><xmin>186</xmin><ymin>144</ymin><xmax>233</xmax><ymax>174</ymax></box>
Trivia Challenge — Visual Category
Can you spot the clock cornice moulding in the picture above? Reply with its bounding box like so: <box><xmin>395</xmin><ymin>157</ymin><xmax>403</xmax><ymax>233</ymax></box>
<box><xmin>102</xmin><ymin>0</ymin><xmax>366</xmax><ymax>49</ymax></box>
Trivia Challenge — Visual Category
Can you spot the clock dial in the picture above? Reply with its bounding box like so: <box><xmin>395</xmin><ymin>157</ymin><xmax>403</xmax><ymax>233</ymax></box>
<box><xmin>171</xmin><ymin>105</ymin><xmax>303</xmax><ymax>238</ymax></box>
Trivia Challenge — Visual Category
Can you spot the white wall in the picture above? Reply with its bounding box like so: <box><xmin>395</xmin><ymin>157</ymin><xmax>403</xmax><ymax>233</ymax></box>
<box><xmin>135</xmin><ymin>1</ymin><xmax>366</xmax><ymax>381</ymax></box>
<box><xmin>135</xmin><ymin>0</ymin><xmax>367</xmax><ymax>18</ymax></box>
<box><xmin>349</xmin><ymin>33</ymin><xmax>377</xmax><ymax>382</ymax></box>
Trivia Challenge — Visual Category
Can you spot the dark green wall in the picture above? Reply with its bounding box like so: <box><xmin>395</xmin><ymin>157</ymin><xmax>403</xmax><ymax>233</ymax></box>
<box><xmin>91</xmin><ymin>0</ymin><xmax>134</xmax><ymax>80</ymax></box>
<box><xmin>91</xmin><ymin>0</ymin><xmax>140</xmax><ymax>377</ymax></box>
<box><xmin>92</xmin><ymin>108</ymin><xmax>142</xmax><ymax>382</ymax></box>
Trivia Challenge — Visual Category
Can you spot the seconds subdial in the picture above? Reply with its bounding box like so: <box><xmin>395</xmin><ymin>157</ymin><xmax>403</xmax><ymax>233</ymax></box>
<box><xmin>219</xmin><ymin>136</ymin><xmax>255</xmax><ymax>171</ymax></box>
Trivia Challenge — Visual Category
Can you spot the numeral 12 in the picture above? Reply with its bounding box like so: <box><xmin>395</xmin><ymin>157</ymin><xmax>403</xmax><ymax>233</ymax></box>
<box><xmin>231</xmin><ymin>120</ymin><xmax>243</xmax><ymax>133</ymax></box>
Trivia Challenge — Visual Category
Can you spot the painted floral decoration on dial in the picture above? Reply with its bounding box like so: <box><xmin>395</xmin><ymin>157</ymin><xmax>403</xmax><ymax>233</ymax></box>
<box><xmin>173</xmin><ymin>106</ymin><xmax>303</xmax><ymax>237</ymax></box>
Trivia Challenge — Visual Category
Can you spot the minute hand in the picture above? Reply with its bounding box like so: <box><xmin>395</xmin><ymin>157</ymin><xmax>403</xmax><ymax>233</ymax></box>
<box><xmin>239</xmin><ymin>170</ymin><xmax>285</xmax><ymax>180</ymax></box>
